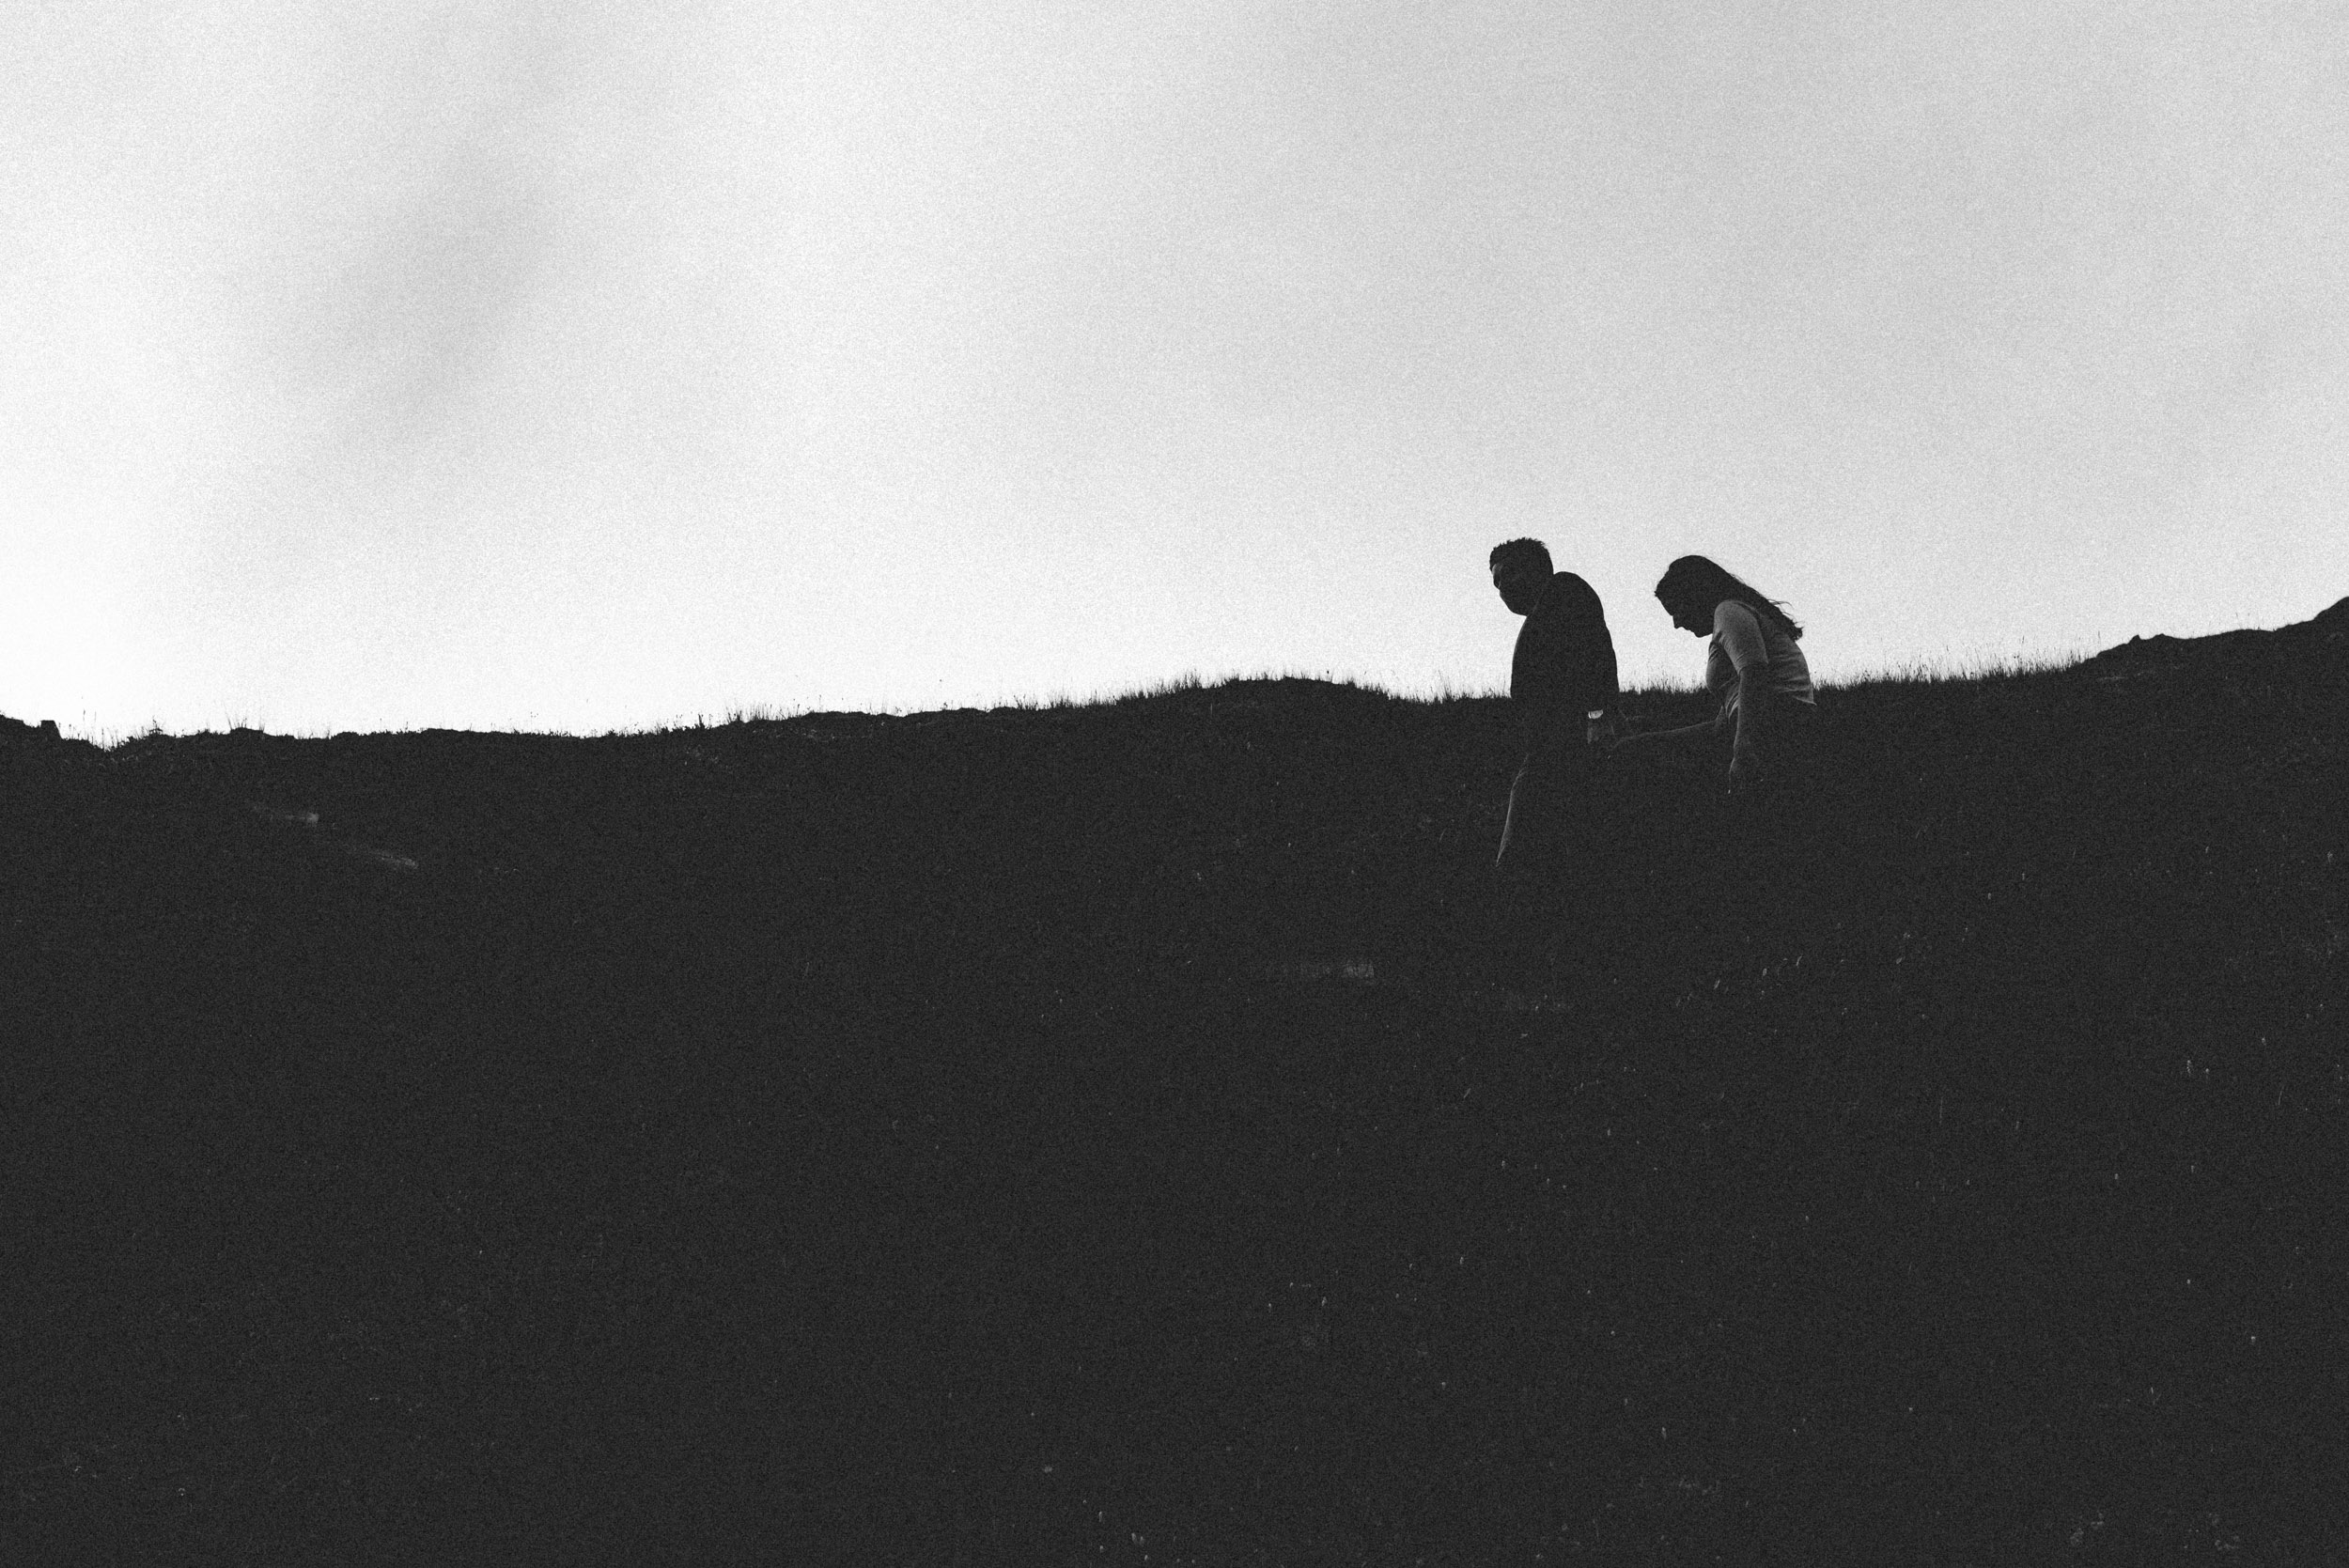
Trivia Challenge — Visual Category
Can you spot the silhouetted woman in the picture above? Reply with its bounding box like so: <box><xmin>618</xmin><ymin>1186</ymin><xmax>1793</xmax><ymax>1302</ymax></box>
<box><xmin>1611</xmin><ymin>556</ymin><xmax>1815</xmax><ymax>793</ymax></box>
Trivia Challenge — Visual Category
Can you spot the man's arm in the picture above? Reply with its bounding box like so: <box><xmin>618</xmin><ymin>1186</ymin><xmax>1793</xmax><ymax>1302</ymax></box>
<box><xmin>1555</xmin><ymin>577</ymin><xmax>1620</xmax><ymax>723</ymax></box>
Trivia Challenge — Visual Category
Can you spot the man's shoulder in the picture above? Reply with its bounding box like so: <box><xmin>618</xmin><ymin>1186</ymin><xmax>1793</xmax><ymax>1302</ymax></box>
<box><xmin>1536</xmin><ymin>572</ymin><xmax>1605</xmax><ymax>618</ymax></box>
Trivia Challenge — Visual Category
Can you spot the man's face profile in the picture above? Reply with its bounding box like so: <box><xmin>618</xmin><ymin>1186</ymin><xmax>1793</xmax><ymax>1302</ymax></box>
<box><xmin>1493</xmin><ymin>558</ymin><xmax>1545</xmax><ymax>616</ymax></box>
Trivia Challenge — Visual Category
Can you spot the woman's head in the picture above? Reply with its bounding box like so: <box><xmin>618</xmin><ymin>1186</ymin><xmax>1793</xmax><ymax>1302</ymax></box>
<box><xmin>1654</xmin><ymin>556</ymin><xmax>1803</xmax><ymax>641</ymax></box>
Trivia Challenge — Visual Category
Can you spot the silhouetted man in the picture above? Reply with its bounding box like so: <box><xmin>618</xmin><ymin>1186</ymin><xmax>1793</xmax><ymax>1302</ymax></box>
<box><xmin>1489</xmin><ymin>538</ymin><xmax>1620</xmax><ymax>884</ymax></box>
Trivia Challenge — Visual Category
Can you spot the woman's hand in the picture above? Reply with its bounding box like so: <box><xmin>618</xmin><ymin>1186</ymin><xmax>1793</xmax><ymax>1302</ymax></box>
<box><xmin>1726</xmin><ymin>743</ymin><xmax>1769</xmax><ymax>795</ymax></box>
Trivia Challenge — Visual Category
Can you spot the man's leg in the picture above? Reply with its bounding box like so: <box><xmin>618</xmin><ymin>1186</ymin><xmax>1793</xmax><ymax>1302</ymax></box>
<box><xmin>1492</xmin><ymin>753</ymin><xmax>1598</xmax><ymax>988</ymax></box>
<box><xmin>1541</xmin><ymin>746</ymin><xmax>1622</xmax><ymax>985</ymax></box>
<box><xmin>1487</xmin><ymin>766</ymin><xmax>1549</xmax><ymax>986</ymax></box>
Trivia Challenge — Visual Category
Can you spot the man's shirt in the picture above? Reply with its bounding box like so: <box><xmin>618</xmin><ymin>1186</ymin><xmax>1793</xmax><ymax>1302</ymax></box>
<box><xmin>1510</xmin><ymin>571</ymin><xmax>1620</xmax><ymax>759</ymax></box>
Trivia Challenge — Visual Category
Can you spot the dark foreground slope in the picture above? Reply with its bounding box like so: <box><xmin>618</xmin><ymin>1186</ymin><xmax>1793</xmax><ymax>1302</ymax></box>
<box><xmin>3</xmin><ymin>607</ymin><xmax>2344</xmax><ymax>1565</ymax></box>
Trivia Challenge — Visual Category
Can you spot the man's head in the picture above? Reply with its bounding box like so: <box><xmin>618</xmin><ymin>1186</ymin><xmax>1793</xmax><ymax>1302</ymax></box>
<box><xmin>1488</xmin><ymin>537</ymin><xmax>1553</xmax><ymax>616</ymax></box>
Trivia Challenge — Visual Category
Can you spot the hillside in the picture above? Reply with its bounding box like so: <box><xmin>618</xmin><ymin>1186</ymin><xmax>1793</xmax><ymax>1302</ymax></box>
<box><xmin>2</xmin><ymin>601</ymin><xmax>2344</xmax><ymax>1563</ymax></box>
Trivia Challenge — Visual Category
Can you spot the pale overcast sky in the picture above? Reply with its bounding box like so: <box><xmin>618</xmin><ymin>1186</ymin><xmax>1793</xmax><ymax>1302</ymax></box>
<box><xmin>5</xmin><ymin>0</ymin><xmax>2343</xmax><ymax>736</ymax></box>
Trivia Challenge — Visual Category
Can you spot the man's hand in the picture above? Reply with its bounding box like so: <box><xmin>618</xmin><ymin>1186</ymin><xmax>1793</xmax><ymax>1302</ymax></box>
<box><xmin>1586</xmin><ymin>712</ymin><xmax>1622</xmax><ymax>751</ymax></box>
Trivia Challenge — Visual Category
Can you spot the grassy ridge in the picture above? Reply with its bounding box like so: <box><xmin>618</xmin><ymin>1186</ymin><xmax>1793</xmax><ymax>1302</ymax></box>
<box><xmin>1</xmin><ymin>627</ymin><xmax>2343</xmax><ymax>1563</ymax></box>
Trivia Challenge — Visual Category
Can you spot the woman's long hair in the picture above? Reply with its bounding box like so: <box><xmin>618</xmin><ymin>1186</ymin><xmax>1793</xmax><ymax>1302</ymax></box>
<box><xmin>1655</xmin><ymin>555</ymin><xmax>1803</xmax><ymax>642</ymax></box>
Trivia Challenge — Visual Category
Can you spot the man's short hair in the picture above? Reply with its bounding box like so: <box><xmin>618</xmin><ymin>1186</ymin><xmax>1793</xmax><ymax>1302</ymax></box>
<box><xmin>1488</xmin><ymin>537</ymin><xmax>1552</xmax><ymax>577</ymax></box>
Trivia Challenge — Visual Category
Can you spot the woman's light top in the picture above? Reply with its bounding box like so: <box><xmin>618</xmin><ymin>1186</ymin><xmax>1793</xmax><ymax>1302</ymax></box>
<box><xmin>1705</xmin><ymin>599</ymin><xmax>1814</xmax><ymax>717</ymax></box>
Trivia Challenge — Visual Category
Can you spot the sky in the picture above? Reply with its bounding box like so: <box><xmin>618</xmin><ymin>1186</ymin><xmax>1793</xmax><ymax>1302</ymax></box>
<box><xmin>5</xmin><ymin>0</ymin><xmax>2343</xmax><ymax>737</ymax></box>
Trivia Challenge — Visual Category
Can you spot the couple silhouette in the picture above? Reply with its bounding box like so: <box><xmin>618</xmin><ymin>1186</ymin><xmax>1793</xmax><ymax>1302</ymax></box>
<box><xmin>1487</xmin><ymin>537</ymin><xmax>1816</xmax><ymax>889</ymax></box>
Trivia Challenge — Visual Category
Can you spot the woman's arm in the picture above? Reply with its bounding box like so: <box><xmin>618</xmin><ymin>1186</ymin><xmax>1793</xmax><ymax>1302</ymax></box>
<box><xmin>1728</xmin><ymin>678</ymin><xmax>1768</xmax><ymax>789</ymax></box>
<box><xmin>1610</xmin><ymin>715</ymin><xmax>1722</xmax><ymax>752</ymax></box>
<box><xmin>1715</xmin><ymin>603</ymin><xmax>1772</xmax><ymax>788</ymax></box>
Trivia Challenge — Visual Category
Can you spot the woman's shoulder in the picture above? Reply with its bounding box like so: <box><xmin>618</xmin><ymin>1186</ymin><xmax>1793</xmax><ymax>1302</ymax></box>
<box><xmin>1711</xmin><ymin>599</ymin><xmax>1766</xmax><ymax>637</ymax></box>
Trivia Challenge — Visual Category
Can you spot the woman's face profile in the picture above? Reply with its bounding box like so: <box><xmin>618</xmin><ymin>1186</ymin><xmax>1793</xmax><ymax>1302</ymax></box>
<box><xmin>1660</xmin><ymin>591</ymin><xmax>1711</xmax><ymax>636</ymax></box>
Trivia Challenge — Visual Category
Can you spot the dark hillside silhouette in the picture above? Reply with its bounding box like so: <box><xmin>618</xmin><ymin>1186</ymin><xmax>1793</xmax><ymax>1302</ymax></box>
<box><xmin>2076</xmin><ymin>592</ymin><xmax>2349</xmax><ymax>678</ymax></box>
<box><xmin>1</xmin><ymin>608</ymin><xmax>2343</xmax><ymax>1562</ymax></box>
